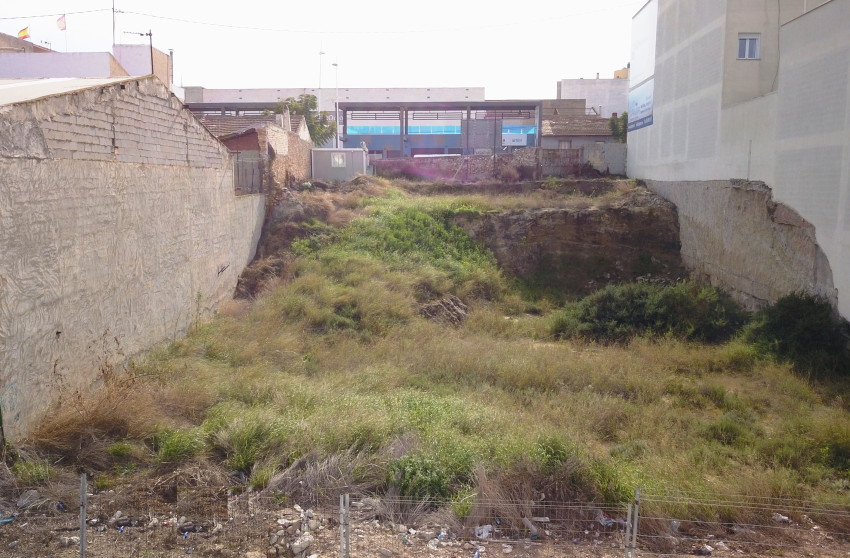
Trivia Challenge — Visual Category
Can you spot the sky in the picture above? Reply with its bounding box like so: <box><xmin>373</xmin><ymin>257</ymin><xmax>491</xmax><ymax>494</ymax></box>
<box><xmin>1</xmin><ymin>0</ymin><xmax>646</xmax><ymax>100</ymax></box>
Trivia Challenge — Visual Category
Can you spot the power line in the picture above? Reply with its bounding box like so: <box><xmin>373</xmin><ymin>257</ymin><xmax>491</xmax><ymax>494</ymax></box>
<box><xmin>114</xmin><ymin>2</ymin><xmax>638</xmax><ymax>36</ymax></box>
<box><xmin>0</xmin><ymin>8</ymin><xmax>110</xmax><ymax>20</ymax></box>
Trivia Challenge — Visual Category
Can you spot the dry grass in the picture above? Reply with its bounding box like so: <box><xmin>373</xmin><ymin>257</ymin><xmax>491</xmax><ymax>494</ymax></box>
<box><xmin>17</xmin><ymin>177</ymin><xmax>850</xmax><ymax>529</ymax></box>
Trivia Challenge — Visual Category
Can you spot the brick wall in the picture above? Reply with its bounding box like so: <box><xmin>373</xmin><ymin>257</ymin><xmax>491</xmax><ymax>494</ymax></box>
<box><xmin>29</xmin><ymin>78</ymin><xmax>229</xmax><ymax>166</ymax></box>
<box><xmin>266</xmin><ymin>125</ymin><xmax>312</xmax><ymax>186</ymax></box>
<box><xmin>0</xmin><ymin>76</ymin><xmax>264</xmax><ymax>439</ymax></box>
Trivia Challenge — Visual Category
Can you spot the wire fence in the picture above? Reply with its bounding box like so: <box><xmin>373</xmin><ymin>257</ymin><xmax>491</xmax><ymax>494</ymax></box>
<box><xmin>3</xmin><ymin>479</ymin><xmax>850</xmax><ymax>557</ymax></box>
<box><xmin>635</xmin><ymin>488</ymin><xmax>850</xmax><ymax>556</ymax></box>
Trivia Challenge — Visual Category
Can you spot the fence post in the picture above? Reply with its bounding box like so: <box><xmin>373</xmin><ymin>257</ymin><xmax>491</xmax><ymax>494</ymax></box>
<box><xmin>339</xmin><ymin>494</ymin><xmax>350</xmax><ymax>558</ymax></box>
<box><xmin>624</xmin><ymin>502</ymin><xmax>633</xmax><ymax>558</ymax></box>
<box><xmin>630</xmin><ymin>487</ymin><xmax>641</xmax><ymax>557</ymax></box>
<box><xmin>339</xmin><ymin>494</ymin><xmax>344</xmax><ymax>557</ymax></box>
<box><xmin>344</xmin><ymin>493</ymin><xmax>350</xmax><ymax>558</ymax></box>
<box><xmin>79</xmin><ymin>473</ymin><xmax>86</xmax><ymax>558</ymax></box>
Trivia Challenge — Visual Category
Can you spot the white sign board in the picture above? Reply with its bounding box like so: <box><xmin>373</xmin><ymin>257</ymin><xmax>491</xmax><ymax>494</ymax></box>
<box><xmin>502</xmin><ymin>134</ymin><xmax>527</xmax><ymax>146</ymax></box>
<box><xmin>629</xmin><ymin>0</ymin><xmax>658</xmax><ymax>131</ymax></box>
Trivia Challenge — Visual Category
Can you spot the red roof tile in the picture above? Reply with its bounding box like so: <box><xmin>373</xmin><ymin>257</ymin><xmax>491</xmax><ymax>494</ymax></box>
<box><xmin>197</xmin><ymin>114</ymin><xmax>279</xmax><ymax>138</ymax></box>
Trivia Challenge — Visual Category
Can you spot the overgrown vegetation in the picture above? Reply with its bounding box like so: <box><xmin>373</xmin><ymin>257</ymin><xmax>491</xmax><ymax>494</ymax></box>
<box><xmin>273</xmin><ymin>94</ymin><xmax>336</xmax><ymax>146</ymax></box>
<box><xmin>743</xmin><ymin>291</ymin><xmax>850</xmax><ymax>378</ymax></box>
<box><xmin>548</xmin><ymin>281</ymin><xmax>747</xmax><ymax>343</ymax></box>
<box><xmin>14</xmin><ymin>178</ymin><xmax>850</xmax><ymax>526</ymax></box>
<box><xmin>609</xmin><ymin>111</ymin><xmax>628</xmax><ymax>143</ymax></box>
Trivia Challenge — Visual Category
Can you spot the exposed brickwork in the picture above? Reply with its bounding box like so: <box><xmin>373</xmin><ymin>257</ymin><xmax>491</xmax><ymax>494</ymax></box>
<box><xmin>14</xmin><ymin>78</ymin><xmax>229</xmax><ymax>168</ymax></box>
<box><xmin>265</xmin><ymin>125</ymin><xmax>312</xmax><ymax>185</ymax></box>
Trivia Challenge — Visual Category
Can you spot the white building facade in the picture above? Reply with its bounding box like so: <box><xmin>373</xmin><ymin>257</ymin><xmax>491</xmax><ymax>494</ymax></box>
<box><xmin>628</xmin><ymin>0</ymin><xmax>850</xmax><ymax>316</ymax></box>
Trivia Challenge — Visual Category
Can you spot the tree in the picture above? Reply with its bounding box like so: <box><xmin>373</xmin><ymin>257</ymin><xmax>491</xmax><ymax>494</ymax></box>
<box><xmin>609</xmin><ymin>111</ymin><xmax>629</xmax><ymax>143</ymax></box>
<box><xmin>274</xmin><ymin>94</ymin><xmax>337</xmax><ymax>146</ymax></box>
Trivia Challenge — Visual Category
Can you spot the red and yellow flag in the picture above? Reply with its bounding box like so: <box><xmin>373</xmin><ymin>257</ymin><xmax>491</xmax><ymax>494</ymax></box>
<box><xmin>17</xmin><ymin>27</ymin><xmax>30</xmax><ymax>39</ymax></box>
<box><xmin>57</xmin><ymin>14</ymin><xmax>67</xmax><ymax>31</ymax></box>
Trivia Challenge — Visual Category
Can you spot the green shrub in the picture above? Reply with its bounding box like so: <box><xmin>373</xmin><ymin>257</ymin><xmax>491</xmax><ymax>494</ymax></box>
<box><xmin>549</xmin><ymin>281</ymin><xmax>746</xmax><ymax>343</ymax></box>
<box><xmin>340</xmin><ymin>206</ymin><xmax>496</xmax><ymax>279</ymax></box>
<box><xmin>205</xmin><ymin>407</ymin><xmax>284</xmax><ymax>473</ymax></box>
<box><xmin>388</xmin><ymin>454</ymin><xmax>452</xmax><ymax>500</ymax></box>
<box><xmin>152</xmin><ymin>428</ymin><xmax>203</xmax><ymax>464</ymax></box>
<box><xmin>702</xmin><ymin>411</ymin><xmax>757</xmax><ymax>448</ymax></box>
<box><xmin>12</xmin><ymin>458</ymin><xmax>54</xmax><ymax>485</ymax></box>
<box><xmin>743</xmin><ymin>292</ymin><xmax>850</xmax><ymax>377</ymax></box>
<box><xmin>107</xmin><ymin>440</ymin><xmax>135</xmax><ymax>460</ymax></box>
<box><xmin>533</xmin><ymin>435</ymin><xmax>574</xmax><ymax>475</ymax></box>
<box><xmin>450</xmin><ymin>487</ymin><xmax>475</xmax><ymax>519</ymax></box>
<box><xmin>757</xmin><ymin>436</ymin><xmax>813</xmax><ymax>471</ymax></box>
<box><xmin>812</xmin><ymin>422</ymin><xmax>850</xmax><ymax>472</ymax></box>
<box><xmin>610</xmin><ymin>440</ymin><xmax>649</xmax><ymax>460</ymax></box>
<box><xmin>588</xmin><ymin>458</ymin><xmax>633</xmax><ymax>503</ymax></box>
<box><xmin>250</xmin><ymin>460</ymin><xmax>279</xmax><ymax>491</ymax></box>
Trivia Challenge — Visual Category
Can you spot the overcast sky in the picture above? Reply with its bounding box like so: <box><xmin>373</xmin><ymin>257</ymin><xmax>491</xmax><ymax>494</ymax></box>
<box><xmin>2</xmin><ymin>0</ymin><xmax>646</xmax><ymax>99</ymax></box>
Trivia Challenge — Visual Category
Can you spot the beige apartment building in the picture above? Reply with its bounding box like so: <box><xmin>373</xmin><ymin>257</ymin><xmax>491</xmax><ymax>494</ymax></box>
<box><xmin>627</xmin><ymin>0</ymin><xmax>850</xmax><ymax>317</ymax></box>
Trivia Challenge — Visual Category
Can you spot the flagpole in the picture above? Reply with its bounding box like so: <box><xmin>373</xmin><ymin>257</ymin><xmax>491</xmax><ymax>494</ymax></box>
<box><xmin>112</xmin><ymin>0</ymin><xmax>116</xmax><ymax>46</ymax></box>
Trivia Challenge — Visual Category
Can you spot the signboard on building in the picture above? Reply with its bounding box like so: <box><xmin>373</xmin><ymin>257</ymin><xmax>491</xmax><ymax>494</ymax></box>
<box><xmin>628</xmin><ymin>78</ymin><xmax>654</xmax><ymax>131</ymax></box>
<box><xmin>629</xmin><ymin>0</ymin><xmax>657</xmax><ymax>132</ymax></box>
<box><xmin>502</xmin><ymin>134</ymin><xmax>527</xmax><ymax>146</ymax></box>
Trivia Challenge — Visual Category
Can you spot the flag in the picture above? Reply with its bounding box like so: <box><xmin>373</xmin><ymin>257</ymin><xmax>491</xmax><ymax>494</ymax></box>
<box><xmin>17</xmin><ymin>27</ymin><xmax>30</xmax><ymax>39</ymax></box>
<box><xmin>57</xmin><ymin>14</ymin><xmax>66</xmax><ymax>31</ymax></box>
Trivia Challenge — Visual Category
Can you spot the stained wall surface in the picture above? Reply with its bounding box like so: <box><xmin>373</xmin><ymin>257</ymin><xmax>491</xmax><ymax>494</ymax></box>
<box><xmin>0</xmin><ymin>77</ymin><xmax>264</xmax><ymax>439</ymax></box>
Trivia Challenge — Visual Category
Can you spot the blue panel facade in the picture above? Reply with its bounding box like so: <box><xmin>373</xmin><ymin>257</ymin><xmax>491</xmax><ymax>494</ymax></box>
<box><xmin>343</xmin><ymin>133</ymin><xmax>464</xmax><ymax>156</ymax></box>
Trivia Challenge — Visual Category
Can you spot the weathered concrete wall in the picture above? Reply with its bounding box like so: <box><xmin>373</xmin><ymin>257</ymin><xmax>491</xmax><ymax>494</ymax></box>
<box><xmin>0</xmin><ymin>77</ymin><xmax>264</xmax><ymax>439</ymax></box>
<box><xmin>585</xmin><ymin>143</ymin><xmax>627</xmax><ymax>176</ymax></box>
<box><xmin>557</xmin><ymin>78</ymin><xmax>628</xmax><ymax>118</ymax></box>
<box><xmin>648</xmin><ymin>180</ymin><xmax>836</xmax><ymax>311</ymax></box>
<box><xmin>0</xmin><ymin>52</ymin><xmax>130</xmax><ymax>79</ymax></box>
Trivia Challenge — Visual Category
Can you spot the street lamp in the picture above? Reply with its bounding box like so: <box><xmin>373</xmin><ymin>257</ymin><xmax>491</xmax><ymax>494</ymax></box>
<box><xmin>318</xmin><ymin>50</ymin><xmax>325</xmax><ymax>121</ymax></box>
<box><xmin>332</xmin><ymin>62</ymin><xmax>339</xmax><ymax>148</ymax></box>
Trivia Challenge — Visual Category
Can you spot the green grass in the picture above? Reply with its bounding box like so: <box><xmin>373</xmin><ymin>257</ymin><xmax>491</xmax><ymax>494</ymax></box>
<box><xmin>24</xmin><ymin>179</ymin><xmax>850</xmax><ymax>515</ymax></box>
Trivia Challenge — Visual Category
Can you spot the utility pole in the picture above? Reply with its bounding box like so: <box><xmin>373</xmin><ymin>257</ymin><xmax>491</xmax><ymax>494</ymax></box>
<box><xmin>332</xmin><ymin>62</ymin><xmax>339</xmax><ymax>147</ymax></box>
<box><xmin>317</xmin><ymin>49</ymin><xmax>325</xmax><ymax>145</ymax></box>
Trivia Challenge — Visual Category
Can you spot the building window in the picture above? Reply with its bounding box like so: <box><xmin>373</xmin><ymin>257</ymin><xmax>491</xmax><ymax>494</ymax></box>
<box><xmin>738</xmin><ymin>34</ymin><xmax>760</xmax><ymax>59</ymax></box>
<box><xmin>331</xmin><ymin>153</ymin><xmax>346</xmax><ymax>168</ymax></box>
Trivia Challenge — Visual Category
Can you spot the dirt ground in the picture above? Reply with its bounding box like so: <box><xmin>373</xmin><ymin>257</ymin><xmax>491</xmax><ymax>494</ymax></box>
<box><xmin>2</xmin><ymin>475</ymin><xmax>849</xmax><ymax>558</ymax></box>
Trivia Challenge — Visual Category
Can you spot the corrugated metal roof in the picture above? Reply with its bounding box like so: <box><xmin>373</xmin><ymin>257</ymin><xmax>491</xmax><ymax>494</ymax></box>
<box><xmin>542</xmin><ymin>116</ymin><xmax>613</xmax><ymax>137</ymax></box>
<box><xmin>0</xmin><ymin>77</ymin><xmax>134</xmax><ymax>106</ymax></box>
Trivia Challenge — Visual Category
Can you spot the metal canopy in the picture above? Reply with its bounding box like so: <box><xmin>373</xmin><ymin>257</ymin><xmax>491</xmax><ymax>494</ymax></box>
<box><xmin>338</xmin><ymin>100</ymin><xmax>543</xmax><ymax>157</ymax></box>
<box><xmin>338</xmin><ymin>100</ymin><xmax>541</xmax><ymax>112</ymax></box>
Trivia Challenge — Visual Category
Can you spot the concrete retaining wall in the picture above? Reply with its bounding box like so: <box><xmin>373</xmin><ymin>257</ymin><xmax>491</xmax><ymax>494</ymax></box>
<box><xmin>0</xmin><ymin>77</ymin><xmax>264</xmax><ymax>439</ymax></box>
<box><xmin>648</xmin><ymin>179</ymin><xmax>836</xmax><ymax>311</ymax></box>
